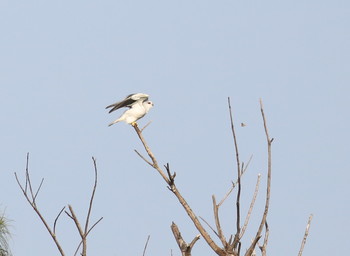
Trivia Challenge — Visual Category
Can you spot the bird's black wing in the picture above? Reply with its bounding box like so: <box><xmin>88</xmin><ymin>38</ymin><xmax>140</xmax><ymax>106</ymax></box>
<box><xmin>106</xmin><ymin>93</ymin><xmax>149</xmax><ymax>113</ymax></box>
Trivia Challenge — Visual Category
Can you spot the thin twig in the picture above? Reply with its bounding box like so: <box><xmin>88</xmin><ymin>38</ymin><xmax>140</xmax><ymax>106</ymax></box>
<box><xmin>242</xmin><ymin>155</ymin><xmax>253</xmax><ymax>176</ymax></box>
<box><xmin>240</xmin><ymin>174</ymin><xmax>261</xmax><ymax>239</ymax></box>
<box><xmin>25</xmin><ymin>154</ymin><xmax>35</xmax><ymax>203</ymax></box>
<box><xmin>228</xmin><ymin>97</ymin><xmax>242</xmax><ymax>248</ymax></box>
<box><xmin>199</xmin><ymin>216</ymin><xmax>219</xmax><ymax>237</ymax></box>
<box><xmin>217</xmin><ymin>155</ymin><xmax>253</xmax><ymax>208</ymax></box>
<box><xmin>65</xmin><ymin>211</ymin><xmax>73</xmax><ymax>219</ymax></box>
<box><xmin>135</xmin><ymin>150</ymin><xmax>153</xmax><ymax>167</ymax></box>
<box><xmin>24</xmin><ymin>153</ymin><xmax>29</xmax><ymax>194</ymax></box>
<box><xmin>33</xmin><ymin>178</ymin><xmax>44</xmax><ymax>201</ymax></box>
<box><xmin>133</xmin><ymin>125</ymin><xmax>170</xmax><ymax>184</ymax></box>
<box><xmin>54</xmin><ymin>206</ymin><xmax>66</xmax><ymax>234</ymax></box>
<box><xmin>142</xmin><ymin>235</ymin><xmax>151</xmax><ymax>256</ymax></box>
<box><xmin>298</xmin><ymin>214</ymin><xmax>313</xmax><ymax>256</ymax></box>
<box><xmin>84</xmin><ymin>157</ymin><xmax>98</xmax><ymax>234</ymax></box>
<box><xmin>141</xmin><ymin>121</ymin><xmax>152</xmax><ymax>132</ymax></box>
<box><xmin>212</xmin><ymin>195</ymin><xmax>227</xmax><ymax>248</ymax></box>
<box><xmin>245</xmin><ymin>99</ymin><xmax>273</xmax><ymax>256</ymax></box>
<box><xmin>218</xmin><ymin>183</ymin><xmax>235</xmax><ymax>207</ymax></box>
<box><xmin>73</xmin><ymin>217</ymin><xmax>103</xmax><ymax>256</ymax></box>
<box><xmin>86</xmin><ymin>217</ymin><xmax>103</xmax><ymax>237</ymax></box>
<box><xmin>14</xmin><ymin>158</ymin><xmax>66</xmax><ymax>256</ymax></box>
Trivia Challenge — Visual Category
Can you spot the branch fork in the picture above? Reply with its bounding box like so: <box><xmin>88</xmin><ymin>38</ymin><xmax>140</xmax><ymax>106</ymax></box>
<box><xmin>15</xmin><ymin>154</ymin><xmax>102</xmax><ymax>256</ymax></box>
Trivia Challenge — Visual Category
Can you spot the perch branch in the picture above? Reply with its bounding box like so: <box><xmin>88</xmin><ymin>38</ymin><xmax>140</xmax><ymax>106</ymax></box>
<box><xmin>134</xmin><ymin>124</ymin><xmax>170</xmax><ymax>183</ymax></box>
<box><xmin>134</xmin><ymin>125</ymin><xmax>226</xmax><ymax>256</ymax></box>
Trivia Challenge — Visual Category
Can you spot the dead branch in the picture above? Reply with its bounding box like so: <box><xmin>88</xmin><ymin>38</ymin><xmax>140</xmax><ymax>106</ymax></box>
<box><xmin>298</xmin><ymin>214</ymin><xmax>313</xmax><ymax>256</ymax></box>
<box><xmin>15</xmin><ymin>154</ymin><xmax>103</xmax><ymax>256</ymax></box>
<box><xmin>85</xmin><ymin>157</ymin><xmax>98</xmax><ymax>234</ymax></box>
<box><xmin>133</xmin><ymin>125</ymin><xmax>226</xmax><ymax>256</ymax></box>
<box><xmin>258</xmin><ymin>221</ymin><xmax>269</xmax><ymax>256</ymax></box>
<box><xmin>70</xmin><ymin>157</ymin><xmax>103</xmax><ymax>256</ymax></box>
<box><xmin>198</xmin><ymin>216</ymin><xmax>219</xmax><ymax>238</ymax></box>
<box><xmin>212</xmin><ymin>196</ymin><xmax>227</xmax><ymax>248</ymax></box>
<box><xmin>240</xmin><ymin>174</ymin><xmax>261</xmax><ymax>239</ymax></box>
<box><xmin>133</xmin><ymin>123</ymin><xmax>170</xmax><ymax>184</ymax></box>
<box><xmin>54</xmin><ymin>206</ymin><xmax>66</xmax><ymax>234</ymax></box>
<box><xmin>245</xmin><ymin>99</ymin><xmax>273</xmax><ymax>256</ymax></box>
<box><xmin>134</xmin><ymin>99</ymin><xmax>274</xmax><ymax>256</ymax></box>
<box><xmin>217</xmin><ymin>155</ymin><xmax>252</xmax><ymax>208</ymax></box>
<box><xmin>141</xmin><ymin>121</ymin><xmax>153</xmax><ymax>132</ymax></box>
<box><xmin>142</xmin><ymin>235</ymin><xmax>151</xmax><ymax>256</ymax></box>
<box><xmin>14</xmin><ymin>153</ymin><xmax>65</xmax><ymax>256</ymax></box>
<box><xmin>228</xmin><ymin>97</ymin><xmax>242</xmax><ymax>249</ymax></box>
<box><xmin>171</xmin><ymin>222</ymin><xmax>200</xmax><ymax>256</ymax></box>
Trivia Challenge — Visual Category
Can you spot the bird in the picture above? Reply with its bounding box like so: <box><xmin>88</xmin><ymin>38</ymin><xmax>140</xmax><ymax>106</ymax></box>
<box><xmin>106</xmin><ymin>93</ymin><xmax>154</xmax><ymax>127</ymax></box>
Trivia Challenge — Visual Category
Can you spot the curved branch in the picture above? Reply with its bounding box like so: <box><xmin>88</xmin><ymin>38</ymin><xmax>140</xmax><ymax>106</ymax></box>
<box><xmin>245</xmin><ymin>99</ymin><xmax>273</xmax><ymax>256</ymax></box>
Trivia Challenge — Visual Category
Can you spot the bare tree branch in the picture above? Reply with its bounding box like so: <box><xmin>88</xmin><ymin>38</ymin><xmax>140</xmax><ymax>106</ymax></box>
<box><xmin>198</xmin><ymin>216</ymin><xmax>220</xmax><ymax>238</ymax></box>
<box><xmin>67</xmin><ymin>205</ymin><xmax>85</xmax><ymax>240</ymax></box>
<box><xmin>70</xmin><ymin>157</ymin><xmax>102</xmax><ymax>256</ymax></box>
<box><xmin>218</xmin><ymin>183</ymin><xmax>235</xmax><ymax>208</ymax></box>
<box><xmin>133</xmin><ymin>123</ymin><xmax>170</xmax><ymax>184</ymax></box>
<box><xmin>212</xmin><ymin>196</ymin><xmax>227</xmax><ymax>248</ymax></box>
<box><xmin>84</xmin><ymin>157</ymin><xmax>98</xmax><ymax>234</ymax></box>
<box><xmin>135</xmin><ymin>150</ymin><xmax>153</xmax><ymax>167</ymax></box>
<box><xmin>258</xmin><ymin>221</ymin><xmax>269</xmax><ymax>256</ymax></box>
<box><xmin>141</xmin><ymin>121</ymin><xmax>153</xmax><ymax>132</ymax></box>
<box><xmin>245</xmin><ymin>99</ymin><xmax>273</xmax><ymax>256</ymax></box>
<box><xmin>240</xmin><ymin>174</ymin><xmax>261</xmax><ymax>239</ymax></box>
<box><xmin>171</xmin><ymin>222</ymin><xmax>200</xmax><ymax>256</ymax></box>
<box><xmin>16</xmin><ymin>154</ymin><xmax>102</xmax><ymax>256</ymax></box>
<box><xmin>33</xmin><ymin>178</ymin><xmax>44</xmax><ymax>202</ymax></box>
<box><xmin>298</xmin><ymin>214</ymin><xmax>313</xmax><ymax>256</ymax></box>
<box><xmin>142</xmin><ymin>235</ymin><xmax>151</xmax><ymax>256</ymax></box>
<box><xmin>14</xmin><ymin>154</ymin><xmax>65</xmax><ymax>256</ymax></box>
<box><xmin>228</xmin><ymin>97</ymin><xmax>242</xmax><ymax>250</ymax></box>
<box><xmin>54</xmin><ymin>206</ymin><xmax>66</xmax><ymax>234</ymax></box>
<box><xmin>216</xmin><ymin>154</ymin><xmax>253</xmax><ymax>209</ymax></box>
<box><xmin>133</xmin><ymin>125</ymin><xmax>226</xmax><ymax>256</ymax></box>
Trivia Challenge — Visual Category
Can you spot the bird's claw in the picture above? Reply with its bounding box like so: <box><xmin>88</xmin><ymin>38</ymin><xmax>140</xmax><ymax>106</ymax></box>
<box><xmin>131</xmin><ymin>122</ymin><xmax>138</xmax><ymax>127</ymax></box>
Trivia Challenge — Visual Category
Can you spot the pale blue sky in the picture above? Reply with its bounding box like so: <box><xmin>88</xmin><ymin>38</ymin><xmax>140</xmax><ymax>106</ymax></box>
<box><xmin>1</xmin><ymin>1</ymin><xmax>349</xmax><ymax>255</ymax></box>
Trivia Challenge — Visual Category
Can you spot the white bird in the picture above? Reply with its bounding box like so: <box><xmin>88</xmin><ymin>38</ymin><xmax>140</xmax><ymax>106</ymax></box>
<box><xmin>106</xmin><ymin>93</ymin><xmax>154</xmax><ymax>127</ymax></box>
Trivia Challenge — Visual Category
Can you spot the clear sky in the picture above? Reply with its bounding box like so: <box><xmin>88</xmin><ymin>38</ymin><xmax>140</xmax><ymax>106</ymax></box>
<box><xmin>0</xmin><ymin>1</ymin><xmax>349</xmax><ymax>255</ymax></box>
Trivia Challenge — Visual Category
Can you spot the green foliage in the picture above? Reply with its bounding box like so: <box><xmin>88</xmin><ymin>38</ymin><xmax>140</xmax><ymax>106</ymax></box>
<box><xmin>0</xmin><ymin>215</ymin><xmax>11</xmax><ymax>256</ymax></box>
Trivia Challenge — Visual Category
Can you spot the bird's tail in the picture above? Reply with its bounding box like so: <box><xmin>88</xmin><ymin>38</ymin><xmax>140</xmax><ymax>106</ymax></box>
<box><xmin>108</xmin><ymin>119</ymin><xmax>120</xmax><ymax>127</ymax></box>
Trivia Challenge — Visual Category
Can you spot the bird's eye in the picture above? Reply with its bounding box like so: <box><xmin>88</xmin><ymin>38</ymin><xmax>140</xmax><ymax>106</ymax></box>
<box><xmin>148</xmin><ymin>102</ymin><xmax>151</xmax><ymax>104</ymax></box>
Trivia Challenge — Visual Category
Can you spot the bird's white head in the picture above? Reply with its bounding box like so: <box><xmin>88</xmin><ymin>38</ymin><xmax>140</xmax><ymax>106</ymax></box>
<box><xmin>144</xmin><ymin>101</ymin><xmax>154</xmax><ymax>112</ymax></box>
